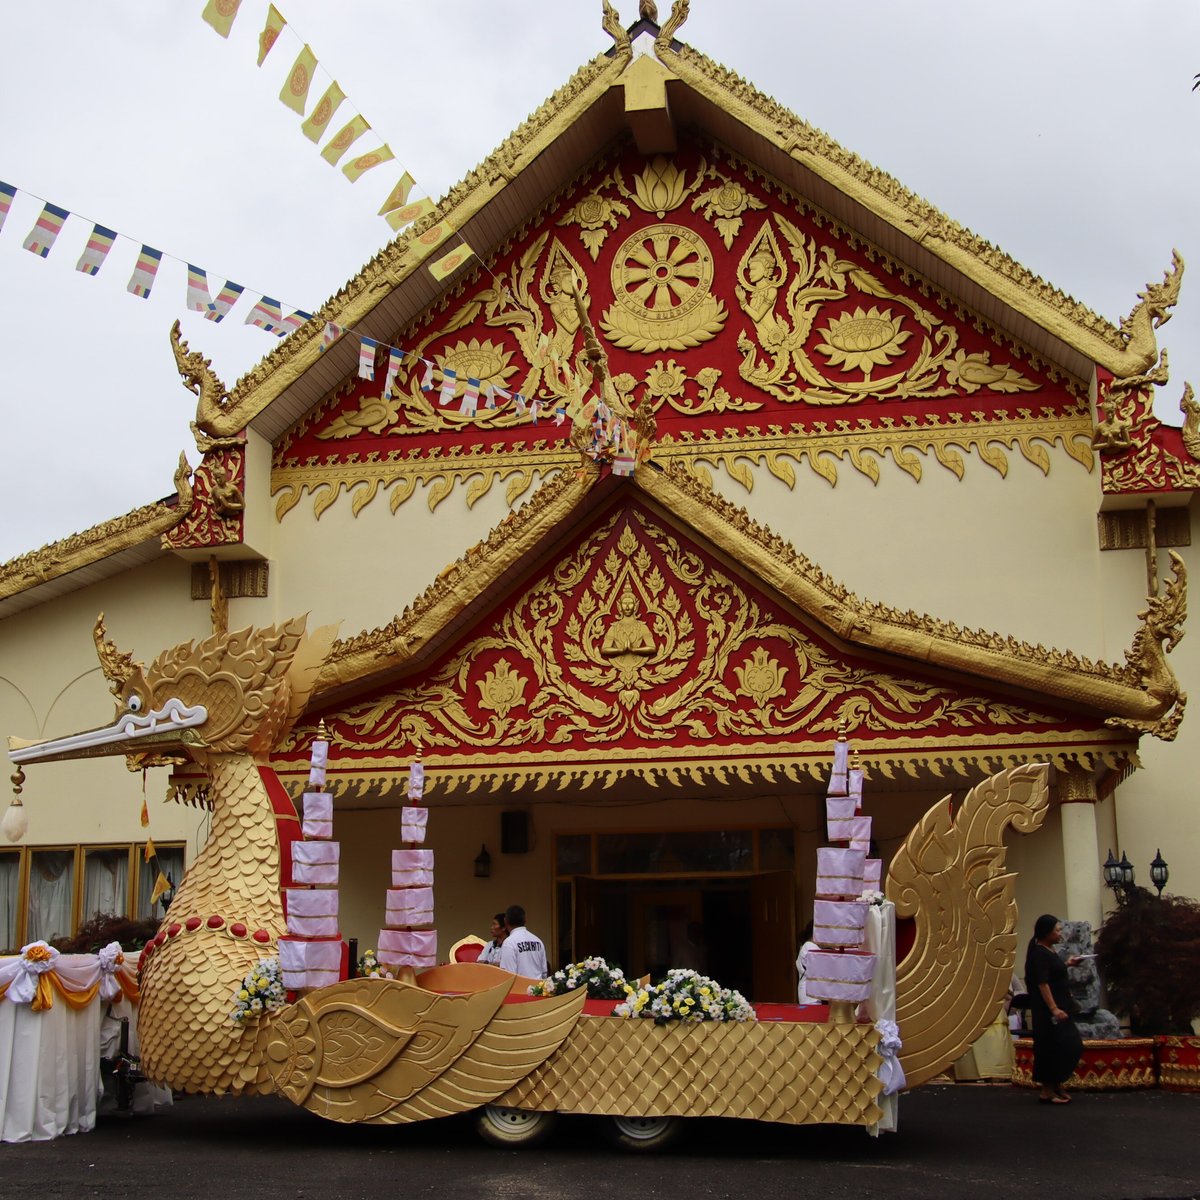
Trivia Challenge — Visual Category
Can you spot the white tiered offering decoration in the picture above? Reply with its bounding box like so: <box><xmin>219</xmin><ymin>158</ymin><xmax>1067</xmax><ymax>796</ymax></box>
<box><xmin>279</xmin><ymin>722</ymin><xmax>344</xmax><ymax>992</ymax></box>
<box><xmin>805</xmin><ymin>737</ymin><xmax>879</xmax><ymax>1008</ymax></box>
<box><xmin>377</xmin><ymin>751</ymin><xmax>437</xmax><ymax>973</ymax></box>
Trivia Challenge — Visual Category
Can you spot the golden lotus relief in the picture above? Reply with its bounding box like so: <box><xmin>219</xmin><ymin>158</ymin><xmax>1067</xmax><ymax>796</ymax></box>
<box><xmin>325</xmin><ymin>508</ymin><xmax>1064</xmax><ymax>755</ymax></box>
<box><xmin>735</xmin><ymin>215</ymin><xmax>1040</xmax><ymax>406</ymax></box>
<box><xmin>690</xmin><ymin>175</ymin><xmax>767</xmax><ymax>250</ymax></box>
<box><xmin>558</xmin><ymin>173</ymin><xmax>632</xmax><ymax>260</ymax></box>
<box><xmin>601</xmin><ymin>223</ymin><xmax>727</xmax><ymax>352</ymax></box>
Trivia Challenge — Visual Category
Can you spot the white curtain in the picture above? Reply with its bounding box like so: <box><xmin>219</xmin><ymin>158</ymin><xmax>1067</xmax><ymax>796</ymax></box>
<box><xmin>81</xmin><ymin>849</ymin><xmax>128</xmax><ymax>923</ymax></box>
<box><xmin>26</xmin><ymin>851</ymin><xmax>74</xmax><ymax>944</ymax></box>
<box><xmin>0</xmin><ymin>855</ymin><xmax>18</xmax><ymax>953</ymax></box>
<box><xmin>137</xmin><ymin>846</ymin><xmax>184</xmax><ymax>919</ymax></box>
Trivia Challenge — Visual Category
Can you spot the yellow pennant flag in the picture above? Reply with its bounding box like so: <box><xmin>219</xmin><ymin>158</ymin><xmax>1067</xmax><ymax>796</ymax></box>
<box><xmin>343</xmin><ymin>144</ymin><xmax>394</xmax><ymax>183</ymax></box>
<box><xmin>428</xmin><ymin>242</ymin><xmax>476</xmax><ymax>281</ymax></box>
<box><xmin>377</xmin><ymin>172</ymin><xmax>415</xmax><ymax>217</ymax></box>
<box><xmin>144</xmin><ymin>837</ymin><xmax>156</xmax><ymax>864</ymax></box>
<box><xmin>257</xmin><ymin>4</ymin><xmax>286</xmax><ymax>65</ymax></box>
<box><xmin>279</xmin><ymin>44</ymin><xmax>318</xmax><ymax>114</ymax></box>
<box><xmin>150</xmin><ymin>871</ymin><xmax>172</xmax><ymax>906</ymax></box>
<box><xmin>301</xmin><ymin>81</ymin><xmax>346</xmax><ymax>142</ymax></box>
<box><xmin>201</xmin><ymin>0</ymin><xmax>243</xmax><ymax>38</ymax></box>
<box><xmin>385</xmin><ymin>195</ymin><xmax>435</xmax><ymax>231</ymax></box>
<box><xmin>320</xmin><ymin>114</ymin><xmax>370</xmax><ymax>165</ymax></box>
<box><xmin>411</xmin><ymin>221</ymin><xmax>454</xmax><ymax>260</ymax></box>
<box><xmin>139</xmin><ymin>796</ymin><xmax>149</xmax><ymax>828</ymax></box>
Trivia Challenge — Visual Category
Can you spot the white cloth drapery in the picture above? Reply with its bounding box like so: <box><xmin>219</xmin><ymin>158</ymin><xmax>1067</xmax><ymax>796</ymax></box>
<box><xmin>861</xmin><ymin>901</ymin><xmax>902</xmax><ymax>1134</ymax></box>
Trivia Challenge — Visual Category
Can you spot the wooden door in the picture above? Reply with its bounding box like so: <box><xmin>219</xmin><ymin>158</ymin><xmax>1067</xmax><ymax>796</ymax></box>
<box><xmin>751</xmin><ymin>870</ymin><xmax>797</xmax><ymax>1002</ymax></box>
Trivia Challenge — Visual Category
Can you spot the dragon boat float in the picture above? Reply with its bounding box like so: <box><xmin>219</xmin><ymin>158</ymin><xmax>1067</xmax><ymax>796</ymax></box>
<box><xmin>8</xmin><ymin>615</ymin><xmax>1049</xmax><ymax>1147</ymax></box>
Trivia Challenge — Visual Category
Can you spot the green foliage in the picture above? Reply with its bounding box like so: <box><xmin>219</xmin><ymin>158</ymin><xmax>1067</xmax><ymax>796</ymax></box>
<box><xmin>1095</xmin><ymin>889</ymin><xmax>1200</xmax><ymax>1034</ymax></box>
<box><xmin>51</xmin><ymin>912</ymin><xmax>161</xmax><ymax>954</ymax></box>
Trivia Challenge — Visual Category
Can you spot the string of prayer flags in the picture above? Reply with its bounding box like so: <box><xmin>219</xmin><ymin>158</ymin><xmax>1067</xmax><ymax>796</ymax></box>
<box><xmin>279</xmin><ymin>44</ymin><xmax>318</xmax><ymax>114</ymax></box>
<box><xmin>420</xmin><ymin>361</ymin><xmax>435</xmax><ymax>392</ymax></box>
<box><xmin>320</xmin><ymin>115</ymin><xmax>370</xmax><ymax>166</ymax></box>
<box><xmin>378</xmin><ymin>173</ymin><xmax>415</xmax><ymax>219</ymax></box>
<box><xmin>301</xmin><ymin>81</ymin><xmax>346</xmax><ymax>143</ymax></box>
<box><xmin>279</xmin><ymin>308</ymin><xmax>312</xmax><ymax>335</ymax></box>
<box><xmin>428</xmin><ymin>241</ymin><xmax>476</xmax><ymax>281</ymax></box>
<box><xmin>140</xmin><ymin>795</ymin><xmax>150</xmax><ymax>828</ymax></box>
<box><xmin>126</xmin><ymin>245</ymin><xmax>163</xmax><ymax>298</ymax></box>
<box><xmin>201</xmin><ymin>0</ymin><xmax>243</xmax><ymax>38</ymax></box>
<box><xmin>438</xmin><ymin>367</ymin><xmax>458</xmax><ymax>407</ymax></box>
<box><xmin>23</xmin><ymin>202</ymin><xmax>69</xmax><ymax>258</ymax></box>
<box><xmin>206</xmin><ymin>280</ymin><xmax>244</xmax><ymax>322</ymax></box>
<box><xmin>75</xmin><ymin>224</ymin><xmax>117</xmax><ymax>276</ymax></box>
<box><xmin>358</xmin><ymin>337</ymin><xmax>377</xmax><ymax>380</ymax></box>
<box><xmin>459</xmin><ymin>378</ymin><xmax>480</xmax><ymax>418</ymax></box>
<box><xmin>0</xmin><ymin>182</ymin><xmax>16</xmax><ymax>234</ymax></box>
<box><xmin>245</xmin><ymin>295</ymin><xmax>285</xmax><ymax>333</ymax></box>
<box><xmin>186</xmin><ymin>264</ymin><xmax>214</xmax><ymax>312</ymax></box>
<box><xmin>143</xmin><ymin>838</ymin><xmax>156</xmax><ymax>864</ymax></box>
<box><xmin>320</xmin><ymin>321</ymin><xmax>345</xmax><ymax>352</ymax></box>
<box><xmin>383</xmin><ymin>346</ymin><xmax>406</xmax><ymax>395</ymax></box>
<box><xmin>343</xmin><ymin>145</ymin><xmax>394</xmax><ymax>183</ymax></box>
<box><xmin>258</xmin><ymin>4</ymin><xmax>286</xmax><ymax>65</ymax></box>
<box><xmin>384</xmin><ymin>195</ymin><xmax>435</xmax><ymax>232</ymax></box>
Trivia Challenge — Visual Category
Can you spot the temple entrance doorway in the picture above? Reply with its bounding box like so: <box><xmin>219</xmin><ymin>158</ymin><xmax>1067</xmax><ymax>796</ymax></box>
<box><xmin>570</xmin><ymin>871</ymin><xmax>795</xmax><ymax>1002</ymax></box>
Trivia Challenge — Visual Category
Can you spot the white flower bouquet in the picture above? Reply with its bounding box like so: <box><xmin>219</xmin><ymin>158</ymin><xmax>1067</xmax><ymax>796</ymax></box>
<box><xmin>230</xmin><ymin>957</ymin><xmax>286</xmax><ymax>1023</ymax></box>
<box><xmin>614</xmin><ymin>968</ymin><xmax>756</xmax><ymax>1024</ymax></box>
<box><xmin>528</xmin><ymin>956</ymin><xmax>627</xmax><ymax>1000</ymax></box>
<box><xmin>357</xmin><ymin>948</ymin><xmax>393</xmax><ymax>979</ymax></box>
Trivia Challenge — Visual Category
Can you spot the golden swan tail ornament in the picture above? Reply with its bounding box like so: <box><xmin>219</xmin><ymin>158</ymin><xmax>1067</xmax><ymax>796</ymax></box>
<box><xmin>886</xmin><ymin>762</ymin><xmax>1050</xmax><ymax>1090</ymax></box>
<box><xmin>9</xmin><ymin>615</ymin><xmax>337</xmax><ymax>1094</ymax></box>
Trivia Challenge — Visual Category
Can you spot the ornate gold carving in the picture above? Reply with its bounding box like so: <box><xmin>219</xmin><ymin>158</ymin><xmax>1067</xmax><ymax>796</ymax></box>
<box><xmin>736</xmin><ymin>215</ymin><xmax>1038</xmax><ymax>405</ymax></box>
<box><xmin>169</xmin><ymin>319</ymin><xmax>240</xmax><ymax>441</ymax></box>
<box><xmin>691</xmin><ymin>172</ymin><xmax>765</xmax><ymax>249</ymax></box>
<box><xmin>601</xmin><ymin>0</ymin><xmax>631</xmax><ymax>54</ymax></box>
<box><xmin>602</xmin><ymin>222</ymin><xmax>726</xmax><ymax>351</ymax></box>
<box><xmin>887</xmin><ymin>762</ymin><xmax>1051</xmax><ymax>1090</ymax></box>
<box><xmin>655</xmin><ymin>0</ymin><xmax>690</xmax><ymax>51</ymax></box>
<box><xmin>1181</xmin><ymin>383</ymin><xmax>1200</xmax><ymax>460</ymax></box>
<box><xmin>733</xmin><ymin>646</ymin><xmax>787</xmax><ymax>708</ymax></box>
<box><xmin>477</xmin><ymin>659</ymin><xmax>529</xmax><ymax>719</ymax></box>
<box><xmin>1096</xmin><ymin>369</ymin><xmax>1200</xmax><ymax>493</ymax></box>
<box><xmin>558</xmin><ymin>176</ymin><xmax>631</xmax><ymax>260</ymax></box>
<box><xmin>616</xmin><ymin>155</ymin><xmax>703</xmax><ymax>217</ymax></box>
<box><xmin>1116</xmin><ymin>250</ymin><xmax>1185</xmax><ymax>376</ymax></box>
<box><xmin>0</xmin><ymin>455</ymin><xmax>192</xmax><ymax>603</ymax></box>
<box><xmin>1106</xmin><ymin>550</ymin><xmax>1187</xmax><ymax>741</ymax></box>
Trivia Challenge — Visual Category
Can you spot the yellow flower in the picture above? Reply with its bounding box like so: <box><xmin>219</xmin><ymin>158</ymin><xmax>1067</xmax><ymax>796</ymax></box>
<box><xmin>238</xmin><ymin>989</ymin><xmax>249</xmax><ymax>1001</ymax></box>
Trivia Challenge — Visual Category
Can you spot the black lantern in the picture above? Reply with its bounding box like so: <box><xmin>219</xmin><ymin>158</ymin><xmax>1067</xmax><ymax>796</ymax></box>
<box><xmin>1119</xmin><ymin>852</ymin><xmax>1135</xmax><ymax>888</ymax></box>
<box><xmin>473</xmin><ymin>844</ymin><xmax>491</xmax><ymax>878</ymax></box>
<box><xmin>159</xmin><ymin>873</ymin><xmax>175</xmax><ymax>915</ymax></box>
<box><xmin>1102</xmin><ymin>849</ymin><xmax>1123</xmax><ymax>890</ymax></box>
<box><xmin>1149</xmin><ymin>848</ymin><xmax>1169</xmax><ymax>895</ymax></box>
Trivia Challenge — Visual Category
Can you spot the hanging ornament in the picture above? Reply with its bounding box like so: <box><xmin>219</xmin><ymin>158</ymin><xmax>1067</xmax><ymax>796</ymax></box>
<box><xmin>3</xmin><ymin>768</ymin><xmax>28</xmax><ymax>843</ymax></box>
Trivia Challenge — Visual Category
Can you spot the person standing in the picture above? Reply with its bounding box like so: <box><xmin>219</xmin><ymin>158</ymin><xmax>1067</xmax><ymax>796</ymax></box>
<box><xmin>1024</xmin><ymin>914</ymin><xmax>1083</xmax><ymax>1104</ymax></box>
<box><xmin>477</xmin><ymin>912</ymin><xmax>508</xmax><ymax>965</ymax></box>
<box><xmin>498</xmin><ymin>904</ymin><xmax>548</xmax><ymax>978</ymax></box>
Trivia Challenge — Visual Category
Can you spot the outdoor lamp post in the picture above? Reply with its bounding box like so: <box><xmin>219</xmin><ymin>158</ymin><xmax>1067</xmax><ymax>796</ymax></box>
<box><xmin>1103</xmin><ymin>850</ymin><xmax>1123</xmax><ymax>890</ymax></box>
<box><xmin>1149</xmin><ymin>849</ymin><xmax>1169</xmax><ymax>895</ymax></box>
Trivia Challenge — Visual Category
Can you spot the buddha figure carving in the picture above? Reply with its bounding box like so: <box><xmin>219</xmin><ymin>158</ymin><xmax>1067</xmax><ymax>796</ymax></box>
<box><xmin>601</xmin><ymin>587</ymin><xmax>656</xmax><ymax>682</ymax></box>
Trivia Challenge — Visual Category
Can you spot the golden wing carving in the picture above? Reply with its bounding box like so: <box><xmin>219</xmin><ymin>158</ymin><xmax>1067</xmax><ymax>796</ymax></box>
<box><xmin>886</xmin><ymin>762</ymin><xmax>1050</xmax><ymax>1089</ymax></box>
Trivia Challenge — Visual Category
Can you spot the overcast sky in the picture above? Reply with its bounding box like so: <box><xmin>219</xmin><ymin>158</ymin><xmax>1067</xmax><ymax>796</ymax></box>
<box><xmin>1</xmin><ymin>0</ymin><xmax>1198</xmax><ymax>562</ymax></box>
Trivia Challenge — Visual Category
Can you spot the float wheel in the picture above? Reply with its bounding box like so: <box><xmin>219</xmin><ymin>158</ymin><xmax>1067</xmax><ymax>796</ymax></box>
<box><xmin>475</xmin><ymin>1105</ymin><xmax>557</xmax><ymax>1148</ymax></box>
<box><xmin>605</xmin><ymin>1114</ymin><xmax>685</xmax><ymax>1152</ymax></box>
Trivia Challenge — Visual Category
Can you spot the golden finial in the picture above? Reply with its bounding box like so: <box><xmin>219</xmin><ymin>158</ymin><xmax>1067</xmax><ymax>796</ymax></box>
<box><xmin>316</xmin><ymin>719</ymin><xmax>330</xmax><ymax>741</ymax></box>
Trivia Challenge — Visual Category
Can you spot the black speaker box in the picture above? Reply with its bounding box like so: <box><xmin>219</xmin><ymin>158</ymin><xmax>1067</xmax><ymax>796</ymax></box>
<box><xmin>501</xmin><ymin>810</ymin><xmax>530</xmax><ymax>854</ymax></box>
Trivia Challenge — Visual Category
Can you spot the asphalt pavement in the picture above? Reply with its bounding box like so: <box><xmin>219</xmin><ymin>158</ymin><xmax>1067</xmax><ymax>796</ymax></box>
<box><xmin>0</xmin><ymin>1082</ymin><xmax>1196</xmax><ymax>1200</ymax></box>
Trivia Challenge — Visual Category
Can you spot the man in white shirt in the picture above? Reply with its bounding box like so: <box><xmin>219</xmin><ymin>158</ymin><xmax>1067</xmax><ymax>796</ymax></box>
<box><xmin>477</xmin><ymin>912</ymin><xmax>507</xmax><ymax>965</ymax></box>
<box><xmin>498</xmin><ymin>904</ymin><xmax>548</xmax><ymax>978</ymax></box>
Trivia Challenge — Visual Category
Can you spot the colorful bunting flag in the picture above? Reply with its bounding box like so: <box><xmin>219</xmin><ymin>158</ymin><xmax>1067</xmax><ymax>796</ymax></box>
<box><xmin>257</xmin><ymin>4</ymin><xmax>285</xmax><ymax>65</ymax></box>
<box><xmin>150</xmin><ymin>871</ymin><xmax>172</xmax><ymax>905</ymax></box>
<box><xmin>186</xmin><ymin>264</ymin><xmax>214</xmax><ymax>312</ymax></box>
<box><xmin>301</xmin><ymin>81</ymin><xmax>346</xmax><ymax>143</ymax></box>
<box><xmin>0</xmin><ymin>181</ymin><xmax>16</xmax><ymax>235</ymax></box>
<box><xmin>320</xmin><ymin>321</ymin><xmax>345</xmax><ymax>352</ymax></box>
<box><xmin>484</xmin><ymin>383</ymin><xmax>498</xmax><ymax>410</ymax></box>
<box><xmin>383</xmin><ymin>346</ymin><xmax>406</xmax><ymax>395</ymax></box>
<box><xmin>279</xmin><ymin>308</ymin><xmax>312</xmax><ymax>335</ymax></box>
<box><xmin>377</xmin><ymin>172</ymin><xmax>415</xmax><ymax>218</ymax></box>
<box><xmin>320</xmin><ymin>114</ymin><xmax>370</xmax><ymax>165</ymax></box>
<box><xmin>206</xmin><ymin>280</ymin><xmax>244</xmax><ymax>322</ymax></box>
<box><xmin>201</xmin><ymin>0</ymin><xmax>243</xmax><ymax>38</ymax></box>
<box><xmin>244</xmin><ymin>295</ymin><xmax>285</xmax><ymax>333</ymax></box>
<box><xmin>428</xmin><ymin>241</ymin><xmax>475</xmax><ymax>281</ymax></box>
<box><xmin>279</xmin><ymin>44</ymin><xmax>318</xmax><ymax>114</ymax></box>
<box><xmin>460</xmin><ymin>378</ymin><xmax>480</xmax><ymax>417</ymax></box>
<box><xmin>126</xmin><ymin>245</ymin><xmax>163</xmax><ymax>298</ymax></box>
<box><xmin>384</xmin><ymin>195</ymin><xmax>435</xmax><ymax>232</ymax></box>
<box><xmin>531</xmin><ymin>400</ymin><xmax>541</xmax><ymax>425</ymax></box>
<box><xmin>75</xmin><ymin>223</ymin><xmax>117</xmax><ymax>276</ymax></box>
<box><xmin>438</xmin><ymin>367</ymin><xmax>458</xmax><ymax>406</ymax></box>
<box><xmin>342</xmin><ymin>144</ymin><xmax>394</xmax><ymax>183</ymax></box>
<box><xmin>411</xmin><ymin>221</ymin><xmax>453</xmax><ymax>261</ymax></box>
<box><xmin>23</xmin><ymin>202</ymin><xmax>69</xmax><ymax>258</ymax></box>
<box><xmin>358</xmin><ymin>337</ymin><xmax>377</xmax><ymax>380</ymax></box>
<box><xmin>419</xmin><ymin>360</ymin><xmax>435</xmax><ymax>392</ymax></box>
<box><xmin>144</xmin><ymin>837</ymin><xmax>156</xmax><ymax>863</ymax></box>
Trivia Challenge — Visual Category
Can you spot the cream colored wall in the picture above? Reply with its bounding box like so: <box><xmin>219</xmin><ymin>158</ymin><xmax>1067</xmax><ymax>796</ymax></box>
<box><xmin>0</xmin><ymin>556</ymin><xmax>212</xmax><ymax>849</ymax></box>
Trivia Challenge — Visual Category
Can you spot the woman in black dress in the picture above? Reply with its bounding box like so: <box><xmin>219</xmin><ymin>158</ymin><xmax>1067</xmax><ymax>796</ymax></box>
<box><xmin>1024</xmin><ymin>913</ymin><xmax>1083</xmax><ymax>1103</ymax></box>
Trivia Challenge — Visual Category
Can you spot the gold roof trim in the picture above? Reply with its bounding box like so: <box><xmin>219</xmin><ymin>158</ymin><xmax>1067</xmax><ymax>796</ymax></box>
<box><xmin>0</xmin><ymin>454</ymin><xmax>192</xmax><ymax>603</ymax></box>
<box><xmin>655</xmin><ymin>41</ymin><xmax>1171</xmax><ymax>378</ymax></box>
<box><xmin>208</xmin><ymin>51</ymin><xmax>631</xmax><ymax>436</ymax></box>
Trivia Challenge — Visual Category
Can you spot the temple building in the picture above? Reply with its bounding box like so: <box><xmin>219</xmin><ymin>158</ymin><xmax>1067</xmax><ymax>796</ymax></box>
<box><xmin>1</xmin><ymin>5</ymin><xmax>1195</xmax><ymax>1002</ymax></box>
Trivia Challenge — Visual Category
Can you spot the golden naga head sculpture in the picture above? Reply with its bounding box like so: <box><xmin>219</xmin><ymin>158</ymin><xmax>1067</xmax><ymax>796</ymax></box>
<box><xmin>8</xmin><ymin>615</ymin><xmax>337</xmax><ymax>768</ymax></box>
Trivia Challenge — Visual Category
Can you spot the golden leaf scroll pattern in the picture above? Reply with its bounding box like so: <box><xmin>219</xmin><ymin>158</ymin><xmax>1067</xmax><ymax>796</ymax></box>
<box><xmin>322</xmin><ymin>508</ymin><xmax>1061</xmax><ymax>755</ymax></box>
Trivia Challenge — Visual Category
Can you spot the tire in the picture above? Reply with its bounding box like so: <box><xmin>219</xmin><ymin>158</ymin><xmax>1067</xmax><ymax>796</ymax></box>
<box><xmin>475</xmin><ymin>1105</ymin><xmax>557</xmax><ymax>1148</ymax></box>
<box><xmin>605</xmin><ymin>1114</ymin><xmax>685</xmax><ymax>1152</ymax></box>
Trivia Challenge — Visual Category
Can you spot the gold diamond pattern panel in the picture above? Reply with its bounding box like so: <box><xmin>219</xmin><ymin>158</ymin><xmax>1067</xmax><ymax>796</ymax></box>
<box><xmin>497</xmin><ymin>1018</ymin><xmax>882</xmax><ymax>1127</ymax></box>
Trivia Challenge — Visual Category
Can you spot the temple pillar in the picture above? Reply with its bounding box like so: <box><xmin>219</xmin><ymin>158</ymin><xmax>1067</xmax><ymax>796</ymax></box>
<box><xmin>1058</xmin><ymin>767</ymin><xmax>1102</xmax><ymax>928</ymax></box>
